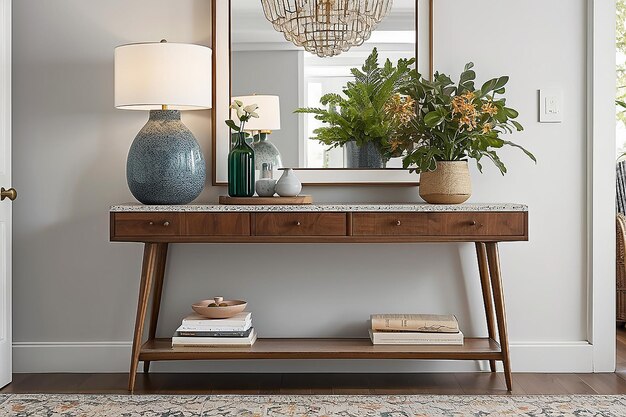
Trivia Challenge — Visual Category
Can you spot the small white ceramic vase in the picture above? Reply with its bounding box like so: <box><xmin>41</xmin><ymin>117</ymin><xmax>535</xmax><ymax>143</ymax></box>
<box><xmin>275</xmin><ymin>168</ymin><xmax>302</xmax><ymax>197</ymax></box>
<box><xmin>255</xmin><ymin>179</ymin><xmax>277</xmax><ymax>197</ymax></box>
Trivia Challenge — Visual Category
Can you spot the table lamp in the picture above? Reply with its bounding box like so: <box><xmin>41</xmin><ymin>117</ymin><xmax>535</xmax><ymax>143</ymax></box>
<box><xmin>115</xmin><ymin>40</ymin><xmax>212</xmax><ymax>205</ymax></box>
<box><xmin>232</xmin><ymin>95</ymin><xmax>282</xmax><ymax>171</ymax></box>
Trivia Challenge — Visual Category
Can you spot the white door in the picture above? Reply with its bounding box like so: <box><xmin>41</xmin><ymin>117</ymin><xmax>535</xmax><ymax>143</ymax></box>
<box><xmin>0</xmin><ymin>0</ymin><xmax>12</xmax><ymax>388</ymax></box>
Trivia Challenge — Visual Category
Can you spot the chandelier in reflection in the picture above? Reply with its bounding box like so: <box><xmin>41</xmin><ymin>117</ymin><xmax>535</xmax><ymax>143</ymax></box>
<box><xmin>261</xmin><ymin>0</ymin><xmax>393</xmax><ymax>58</ymax></box>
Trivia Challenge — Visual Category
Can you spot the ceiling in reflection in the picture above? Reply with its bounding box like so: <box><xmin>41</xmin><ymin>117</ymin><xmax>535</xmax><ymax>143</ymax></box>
<box><xmin>231</xmin><ymin>0</ymin><xmax>415</xmax><ymax>50</ymax></box>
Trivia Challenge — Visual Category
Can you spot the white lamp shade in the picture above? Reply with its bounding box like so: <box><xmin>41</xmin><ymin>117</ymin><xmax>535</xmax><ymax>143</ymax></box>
<box><xmin>232</xmin><ymin>95</ymin><xmax>281</xmax><ymax>131</ymax></box>
<box><xmin>115</xmin><ymin>42</ymin><xmax>212</xmax><ymax>110</ymax></box>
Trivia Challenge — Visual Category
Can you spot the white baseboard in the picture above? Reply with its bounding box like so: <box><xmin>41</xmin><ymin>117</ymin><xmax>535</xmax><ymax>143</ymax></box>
<box><xmin>12</xmin><ymin>341</ymin><xmax>594</xmax><ymax>373</ymax></box>
<box><xmin>510</xmin><ymin>341</ymin><xmax>594</xmax><ymax>373</ymax></box>
<box><xmin>13</xmin><ymin>342</ymin><xmax>133</xmax><ymax>373</ymax></box>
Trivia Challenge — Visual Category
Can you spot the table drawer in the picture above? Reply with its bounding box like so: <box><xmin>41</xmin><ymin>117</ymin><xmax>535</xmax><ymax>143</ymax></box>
<box><xmin>432</xmin><ymin>212</ymin><xmax>526</xmax><ymax>236</ymax></box>
<box><xmin>113</xmin><ymin>213</ymin><xmax>182</xmax><ymax>237</ymax></box>
<box><xmin>353</xmin><ymin>212</ymin><xmax>526</xmax><ymax>237</ymax></box>
<box><xmin>254</xmin><ymin>213</ymin><xmax>347</xmax><ymax>236</ymax></box>
<box><xmin>184</xmin><ymin>213</ymin><xmax>250</xmax><ymax>236</ymax></box>
<box><xmin>352</xmin><ymin>213</ymin><xmax>428</xmax><ymax>236</ymax></box>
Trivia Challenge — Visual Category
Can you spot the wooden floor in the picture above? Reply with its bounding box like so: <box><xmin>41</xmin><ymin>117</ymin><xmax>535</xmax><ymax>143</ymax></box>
<box><xmin>3</xmin><ymin>328</ymin><xmax>626</xmax><ymax>395</ymax></box>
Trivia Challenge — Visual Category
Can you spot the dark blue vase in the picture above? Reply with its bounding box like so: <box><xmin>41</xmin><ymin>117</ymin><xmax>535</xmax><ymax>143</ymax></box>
<box><xmin>126</xmin><ymin>110</ymin><xmax>206</xmax><ymax>205</ymax></box>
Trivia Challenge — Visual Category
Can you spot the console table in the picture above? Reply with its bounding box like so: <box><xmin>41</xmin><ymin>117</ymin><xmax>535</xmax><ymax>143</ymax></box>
<box><xmin>110</xmin><ymin>203</ymin><xmax>528</xmax><ymax>392</ymax></box>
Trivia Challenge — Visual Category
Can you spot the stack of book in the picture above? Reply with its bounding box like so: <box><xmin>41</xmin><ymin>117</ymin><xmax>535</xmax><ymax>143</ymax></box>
<box><xmin>172</xmin><ymin>311</ymin><xmax>257</xmax><ymax>347</ymax></box>
<box><xmin>369</xmin><ymin>314</ymin><xmax>463</xmax><ymax>345</ymax></box>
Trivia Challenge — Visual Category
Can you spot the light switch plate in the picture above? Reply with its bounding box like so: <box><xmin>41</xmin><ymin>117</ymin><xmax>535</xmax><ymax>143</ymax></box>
<box><xmin>539</xmin><ymin>88</ymin><xmax>563</xmax><ymax>123</ymax></box>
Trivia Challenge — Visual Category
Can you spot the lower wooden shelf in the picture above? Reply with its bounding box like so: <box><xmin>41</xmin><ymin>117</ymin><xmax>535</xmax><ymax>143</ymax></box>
<box><xmin>139</xmin><ymin>337</ymin><xmax>502</xmax><ymax>361</ymax></box>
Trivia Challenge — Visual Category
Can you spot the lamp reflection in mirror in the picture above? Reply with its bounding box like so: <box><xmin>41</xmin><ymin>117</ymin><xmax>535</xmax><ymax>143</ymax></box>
<box><xmin>231</xmin><ymin>95</ymin><xmax>283</xmax><ymax>172</ymax></box>
<box><xmin>114</xmin><ymin>40</ymin><xmax>212</xmax><ymax>205</ymax></box>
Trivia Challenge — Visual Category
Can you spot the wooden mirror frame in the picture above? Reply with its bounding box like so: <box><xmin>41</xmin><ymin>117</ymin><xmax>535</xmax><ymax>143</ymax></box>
<box><xmin>211</xmin><ymin>0</ymin><xmax>433</xmax><ymax>186</ymax></box>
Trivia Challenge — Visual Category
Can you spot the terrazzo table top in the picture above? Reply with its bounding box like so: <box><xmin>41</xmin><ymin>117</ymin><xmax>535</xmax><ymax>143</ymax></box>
<box><xmin>111</xmin><ymin>203</ymin><xmax>528</xmax><ymax>212</ymax></box>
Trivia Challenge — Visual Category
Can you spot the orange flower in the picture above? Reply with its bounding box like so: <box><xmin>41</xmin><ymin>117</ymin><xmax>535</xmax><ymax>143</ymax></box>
<box><xmin>385</xmin><ymin>94</ymin><xmax>416</xmax><ymax>126</ymax></box>
<box><xmin>462</xmin><ymin>91</ymin><xmax>475</xmax><ymax>101</ymax></box>
<box><xmin>460</xmin><ymin>116</ymin><xmax>476</xmax><ymax>131</ymax></box>
<box><xmin>451</xmin><ymin>91</ymin><xmax>478</xmax><ymax>130</ymax></box>
<box><xmin>482</xmin><ymin>123</ymin><xmax>492</xmax><ymax>134</ymax></box>
<box><xmin>389</xmin><ymin>138</ymin><xmax>406</xmax><ymax>152</ymax></box>
<box><xmin>481</xmin><ymin>102</ymin><xmax>498</xmax><ymax>116</ymax></box>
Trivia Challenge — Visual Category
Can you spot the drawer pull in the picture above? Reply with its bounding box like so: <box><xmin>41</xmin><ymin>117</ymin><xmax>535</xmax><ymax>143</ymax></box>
<box><xmin>149</xmin><ymin>221</ymin><xmax>170</xmax><ymax>227</ymax></box>
<box><xmin>395</xmin><ymin>220</ymin><xmax>402</xmax><ymax>226</ymax></box>
<box><xmin>295</xmin><ymin>221</ymin><xmax>301</xmax><ymax>226</ymax></box>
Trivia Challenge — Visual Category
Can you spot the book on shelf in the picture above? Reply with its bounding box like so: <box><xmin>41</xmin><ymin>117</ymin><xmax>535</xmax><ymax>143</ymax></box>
<box><xmin>369</xmin><ymin>329</ymin><xmax>464</xmax><ymax>345</ymax></box>
<box><xmin>175</xmin><ymin>327</ymin><xmax>253</xmax><ymax>338</ymax></box>
<box><xmin>370</xmin><ymin>314</ymin><xmax>459</xmax><ymax>333</ymax></box>
<box><xmin>172</xmin><ymin>328</ymin><xmax>257</xmax><ymax>347</ymax></box>
<box><xmin>179</xmin><ymin>312</ymin><xmax>252</xmax><ymax>332</ymax></box>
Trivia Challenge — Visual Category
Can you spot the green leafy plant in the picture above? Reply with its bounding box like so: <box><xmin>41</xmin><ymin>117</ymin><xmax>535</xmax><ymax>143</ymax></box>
<box><xmin>399</xmin><ymin>63</ymin><xmax>536</xmax><ymax>175</ymax></box>
<box><xmin>295</xmin><ymin>48</ymin><xmax>415</xmax><ymax>160</ymax></box>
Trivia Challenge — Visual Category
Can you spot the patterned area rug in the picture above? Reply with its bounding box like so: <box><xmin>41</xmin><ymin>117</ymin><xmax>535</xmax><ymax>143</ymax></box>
<box><xmin>1</xmin><ymin>394</ymin><xmax>626</xmax><ymax>416</ymax></box>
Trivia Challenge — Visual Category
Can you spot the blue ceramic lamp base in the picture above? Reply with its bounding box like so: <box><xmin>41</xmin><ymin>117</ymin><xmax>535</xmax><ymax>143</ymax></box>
<box><xmin>127</xmin><ymin>110</ymin><xmax>206</xmax><ymax>205</ymax></box>
<box><xmin>251</xmin><ymin>132</ymin><xmax>283</xmax><ymax>170</ymax></box>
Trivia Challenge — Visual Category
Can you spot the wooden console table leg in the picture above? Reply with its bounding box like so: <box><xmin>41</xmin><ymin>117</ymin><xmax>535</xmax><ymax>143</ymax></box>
<box><xmin>128</xmin><ymin>243</ymin><xmax>159</xmax><ymax>392</ymax></box>
<box><xmin>143</xmin><ymin>243</ymin><xmax>169</xmax><ymax>373</ymax></box>
<box><xmin>475</xmin><ymin>242</ymin><xmax>497</xmax><ymax>372</ymax></box>
<box><xmin>485</xmin><ymin>242</ymin><xmax>512</xmax><ymax>391</ymax></box>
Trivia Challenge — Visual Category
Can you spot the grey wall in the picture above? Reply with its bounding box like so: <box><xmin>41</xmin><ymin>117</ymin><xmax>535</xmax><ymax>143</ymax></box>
<box><xmin>12</xmin><ymin>0</ymin><xmax>591</xmax><ymax>372</ymax></box>
<box><xmin>232</xmin><ymin>50</ymin><xmax>301</xmax><ymax>168</ymax></box>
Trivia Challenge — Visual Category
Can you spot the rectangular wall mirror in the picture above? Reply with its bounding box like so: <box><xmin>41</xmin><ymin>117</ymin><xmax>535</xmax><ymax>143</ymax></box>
<box><xmin>212</xmin><ymin>0</ymin><xmax>432</xmax><ymax>185</ymax></box>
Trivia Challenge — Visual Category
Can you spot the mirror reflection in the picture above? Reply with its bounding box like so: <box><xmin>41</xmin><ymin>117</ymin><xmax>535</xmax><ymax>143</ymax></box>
<box><xmin>231</xmin><ymin>0</ymin><xmax>416</xmax><ymax>171</ymax></box>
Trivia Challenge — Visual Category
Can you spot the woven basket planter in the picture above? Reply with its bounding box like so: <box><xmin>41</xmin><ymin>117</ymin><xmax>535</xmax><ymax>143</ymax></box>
<box><xmin>419</xmin><ymin>161</ymin><xmax>472</xmax><ymax>204</ymax></box>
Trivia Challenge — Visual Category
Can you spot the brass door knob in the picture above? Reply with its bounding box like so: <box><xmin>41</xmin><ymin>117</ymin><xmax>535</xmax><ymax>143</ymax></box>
<box><xmin>1</xmin><ymin>187</ymin><xmax>17</xmax><ymax>201</ymax></box>
<box><xmin>395</xmin><ymin>220</ymin><xmax>402</xmax><ymax>226</ymax></box>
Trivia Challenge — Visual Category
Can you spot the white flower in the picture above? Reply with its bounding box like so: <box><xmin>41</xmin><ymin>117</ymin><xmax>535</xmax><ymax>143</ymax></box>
<box><xmin>244</xmin><ymin>104</ymin><xmax>259</xmax><ymax>118</ymax></box>
<box><xmin>230</xmin><ymin>101</ymin><xmax>260</xmax><ymax>120</ymax></box>
<box><xmin>230</xmin><ymin>100</ymin><xmax>245</xmax><ymax>118</ymax></box>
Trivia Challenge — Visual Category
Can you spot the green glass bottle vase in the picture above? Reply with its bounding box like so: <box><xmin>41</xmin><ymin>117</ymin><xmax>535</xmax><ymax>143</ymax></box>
<box><xmin>228</xmin><ymin>132</ymin><xmax>255</xmax><ymax>197</ymax></box>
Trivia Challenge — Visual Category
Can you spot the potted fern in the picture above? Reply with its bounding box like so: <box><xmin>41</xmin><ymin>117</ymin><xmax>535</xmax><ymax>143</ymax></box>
<box><xmin>295</xmin><ymin>48</ymin><xmax>414</xmax><ymax>168</ymax></box>
<box><xmin>400</xmin><ymin>63</ymin><xmax>536</xmax><ymax>204</ymax></box>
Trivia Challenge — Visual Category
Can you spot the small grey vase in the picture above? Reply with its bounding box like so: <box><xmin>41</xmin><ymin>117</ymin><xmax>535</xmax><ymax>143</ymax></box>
<box><xmin>126</xmin><ymin>110</ymin><xmax>206</xmax><ymax>205</ymax></box>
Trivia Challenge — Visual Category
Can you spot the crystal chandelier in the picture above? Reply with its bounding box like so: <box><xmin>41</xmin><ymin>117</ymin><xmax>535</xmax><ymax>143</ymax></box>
<box><xmin>261</xmin><ymin>0</ymin><xmax>393</xmax><ymax>58</ymax></box>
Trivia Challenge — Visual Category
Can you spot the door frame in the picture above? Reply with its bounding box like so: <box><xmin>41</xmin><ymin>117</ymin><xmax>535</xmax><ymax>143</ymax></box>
<box><xmin>0</xmin><ymin>0</ymin><xmax>11</xmax><ymax>385</ymax></box>
<box><xmin>588</xmin><ymin>0</ymin><xmax>617</xmax><ymax>372</ymax></box>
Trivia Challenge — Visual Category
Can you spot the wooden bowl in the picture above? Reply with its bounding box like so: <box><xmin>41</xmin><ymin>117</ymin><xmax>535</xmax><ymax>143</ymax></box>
<box><xmin>192</xmin><ymin>297</ymin><xmax>247</xmax><ymax>319</ymax></box>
